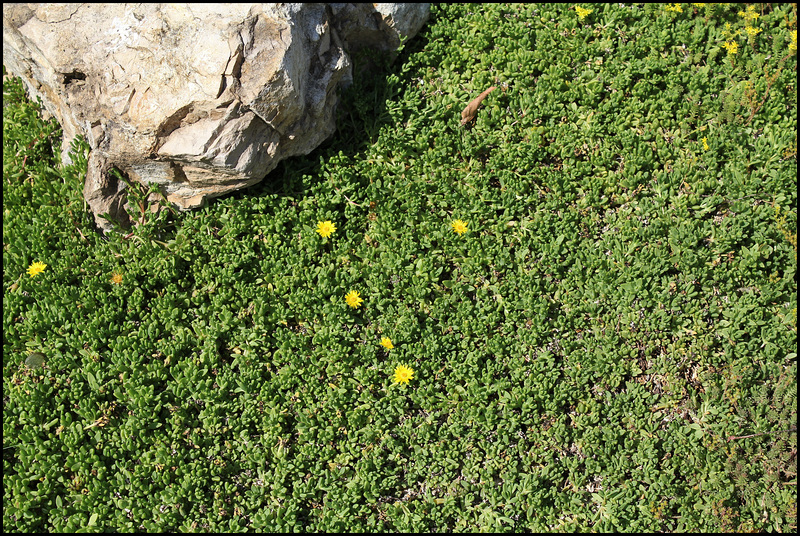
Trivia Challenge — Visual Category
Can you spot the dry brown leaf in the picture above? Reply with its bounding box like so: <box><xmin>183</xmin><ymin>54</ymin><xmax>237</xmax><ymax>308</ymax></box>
<box><xmin>460</xmin><ymin>86</ymin><xmax>496</xmax><ymax>125</ymax></box>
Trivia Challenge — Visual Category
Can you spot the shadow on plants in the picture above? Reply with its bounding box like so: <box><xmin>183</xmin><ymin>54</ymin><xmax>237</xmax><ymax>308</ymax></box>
<box><xmin>237</xmin><ymin>37</ymin><xmax>430</xmax><ymax>204</ymax></box>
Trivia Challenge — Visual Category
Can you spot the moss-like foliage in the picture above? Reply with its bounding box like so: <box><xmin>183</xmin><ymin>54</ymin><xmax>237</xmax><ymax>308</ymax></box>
<box><xmin>3</xmin><ymin>3</ymin><xmax>796</xmax><ymax>532</ymax></box>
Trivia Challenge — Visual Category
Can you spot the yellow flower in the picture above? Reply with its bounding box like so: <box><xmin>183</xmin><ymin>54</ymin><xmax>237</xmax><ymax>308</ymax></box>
<box><xmin>26</xmin><ymin>261</ymin><xmax>47</xmax><ymax>278</ymax></box>
<box><xmin>392</xmin><ymin>364</ymin><xmax>414</xmax><ymax>385</ymax></box>
<box><xmin>451</xmin><ymin>219</ymin><xmax>468</xmax><ymax>235</ymax></box>
<box><xmin>722</xmin><ymin>22</ymin><xmax>734</xmax><ymax>39</ymax></box>
<box><xmin>345</xmin><ymin>290</ymin><xmax>363</xmax><ymax>308</ymax></box>
<box><xmin>664</xmin><ymin>3</ymin><xmax>683</xmax><ymax>13</ymax></box>
<box><xmin>574</xmin><ymin>6</ymin><xmax>592</xmax><ymax>21</ymax></box>
<box><xmin>701</xmin><ymin>137</ymin><xmax>709</xmax><ymax>151</ymax></box>
<box><xmin>316</xmin><ymin>220</ymin><xmax>336</xmax><ymax>238</ymax></box>
<box><xmin>738</xmin><ymin>5</ymin><xmax>759</xmax><ymax>22</ymax></box>
<box><xmin>110</xmin><ymin>272</ymin><xmax>123</xmax><ymax>285</ymax></box>
<box><xmin>380</xmin><ymin>337</ymin><xmax>394</xmax><ymax>350</ymax></box>
<box><xmin>744</xmin><ymin>26</ymin><xmax>761</xmax><ymax>38</ymax></box>
<box><xmin>722</xmin><ymin>41</ymin><xmax>739</xmax><ymax>55</ymax></box>
<box><xmin>789</xmin><ymin>30</ymin><xmax>797</xmax><ymax>54</ymax></box>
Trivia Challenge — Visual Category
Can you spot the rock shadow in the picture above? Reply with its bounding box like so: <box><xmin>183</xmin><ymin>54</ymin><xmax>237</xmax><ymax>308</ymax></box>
<box><xmin>223</xmin><ymin>28</ymin><xmax>432</xmax><ymax>209</ymax></box>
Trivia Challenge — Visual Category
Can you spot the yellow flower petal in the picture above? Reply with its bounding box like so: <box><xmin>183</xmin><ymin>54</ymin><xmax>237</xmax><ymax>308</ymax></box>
<box><xmin>316</xmin><ymin>220</ymin><xmax>337</xmax><ymax>238</ymax></box>
<box><xmin>451</xmin><ymin>219</ymin><xmax>468</xmax><ymax>235</ymax></box>
<box><xmin>392</xmin><ymin>364</ymin><xmax>414</xmax><ymax>384</ymax></box>
<box><xmin>26</xmin><ymin>261</ymin><xmax>47</xmax><ymax>278</ymax></box>
<box><xmin>575</xmin><ymin>6</ymin><xmax>592</xmax><ymax>20</ymax></box>
<box><xmin>722</xmin><ymin>41</ymin><xmax>739</xmax><ymax>55</ymax></box>
<box><xmin>345</xmin><ymin>290</ymin><xmax>363</xmax><ymax>308</ymax></box>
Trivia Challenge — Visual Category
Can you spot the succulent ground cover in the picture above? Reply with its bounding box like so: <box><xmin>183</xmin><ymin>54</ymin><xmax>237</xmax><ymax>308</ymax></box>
<box><xmin>3</xmin><ymin>3</ymin><xmax>796</xmax><ymax>532</ymax></box>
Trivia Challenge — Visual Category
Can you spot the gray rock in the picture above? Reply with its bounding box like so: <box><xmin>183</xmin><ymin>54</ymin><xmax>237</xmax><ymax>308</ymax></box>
<box><xmin>3</xmin><ymin>3</ymin><xmax>429</xmax><ymax>230</ymax></box>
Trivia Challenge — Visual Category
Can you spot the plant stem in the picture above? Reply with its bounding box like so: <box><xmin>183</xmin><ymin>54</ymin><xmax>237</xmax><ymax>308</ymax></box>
<box><xmin>727</xmin><ymin>425</ymin><xmax>797</xmax><ymax>441</ymax></box>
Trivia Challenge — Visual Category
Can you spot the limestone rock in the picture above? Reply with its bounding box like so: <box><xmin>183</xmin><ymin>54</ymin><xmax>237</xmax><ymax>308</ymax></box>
<box><xmin>2</xmin><ymin>3</ymin><xmax>430</xmax><ymax>230</ymax></box>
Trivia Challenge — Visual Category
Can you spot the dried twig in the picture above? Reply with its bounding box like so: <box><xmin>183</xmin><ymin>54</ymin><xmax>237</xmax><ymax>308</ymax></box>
<box><xmin>727</xmin><ymin>425</ymin><xmax>796</xmax><ymax>442</ymax></box>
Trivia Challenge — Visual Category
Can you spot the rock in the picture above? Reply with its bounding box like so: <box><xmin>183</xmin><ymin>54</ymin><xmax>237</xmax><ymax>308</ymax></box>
<box><xmin>2</xmin><ymin>3</ymin><xmax>430</xmax><ymax>230</ymax></box>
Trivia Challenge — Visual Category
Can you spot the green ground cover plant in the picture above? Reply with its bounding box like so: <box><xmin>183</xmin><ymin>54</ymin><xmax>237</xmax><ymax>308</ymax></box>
<box><xmin>3</xmin><ymin>3</ymin><xmax>796</xmax><ymax>532</ymax></box>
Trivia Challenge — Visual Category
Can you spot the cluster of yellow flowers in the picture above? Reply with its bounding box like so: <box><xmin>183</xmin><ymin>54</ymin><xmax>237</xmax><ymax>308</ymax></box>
<box><xmin>722</xmin><ymin>40</ymin><xmax>739</xmax><ymax>55</ymax></box>
<box><xmin>666</xmin><ymin>4</ymin><xmax>790</xmax><ymax>57</ymax></box>
<box><xmin>744</xmin><ymin>26</ymin><xmax>762</xmax><ymax>38</ymax></box>
<box><xmin>738</xmin><ymin>5</ymin><xmax>759</xmax><ymax>23</ymax></box>
<box><xmin>315</xmin><ymin>216</ymin><xmax>469</xmax><ymax>385</ymax></box>
<box><xmin>738</xmin><ymin>5</ymin><xmax>762</xmax><ymax>44</ymax></box>
<box><xmin>574</xmin><ymin>6</ymin><xmax>592</xmax><ymax>21</ymax></box>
